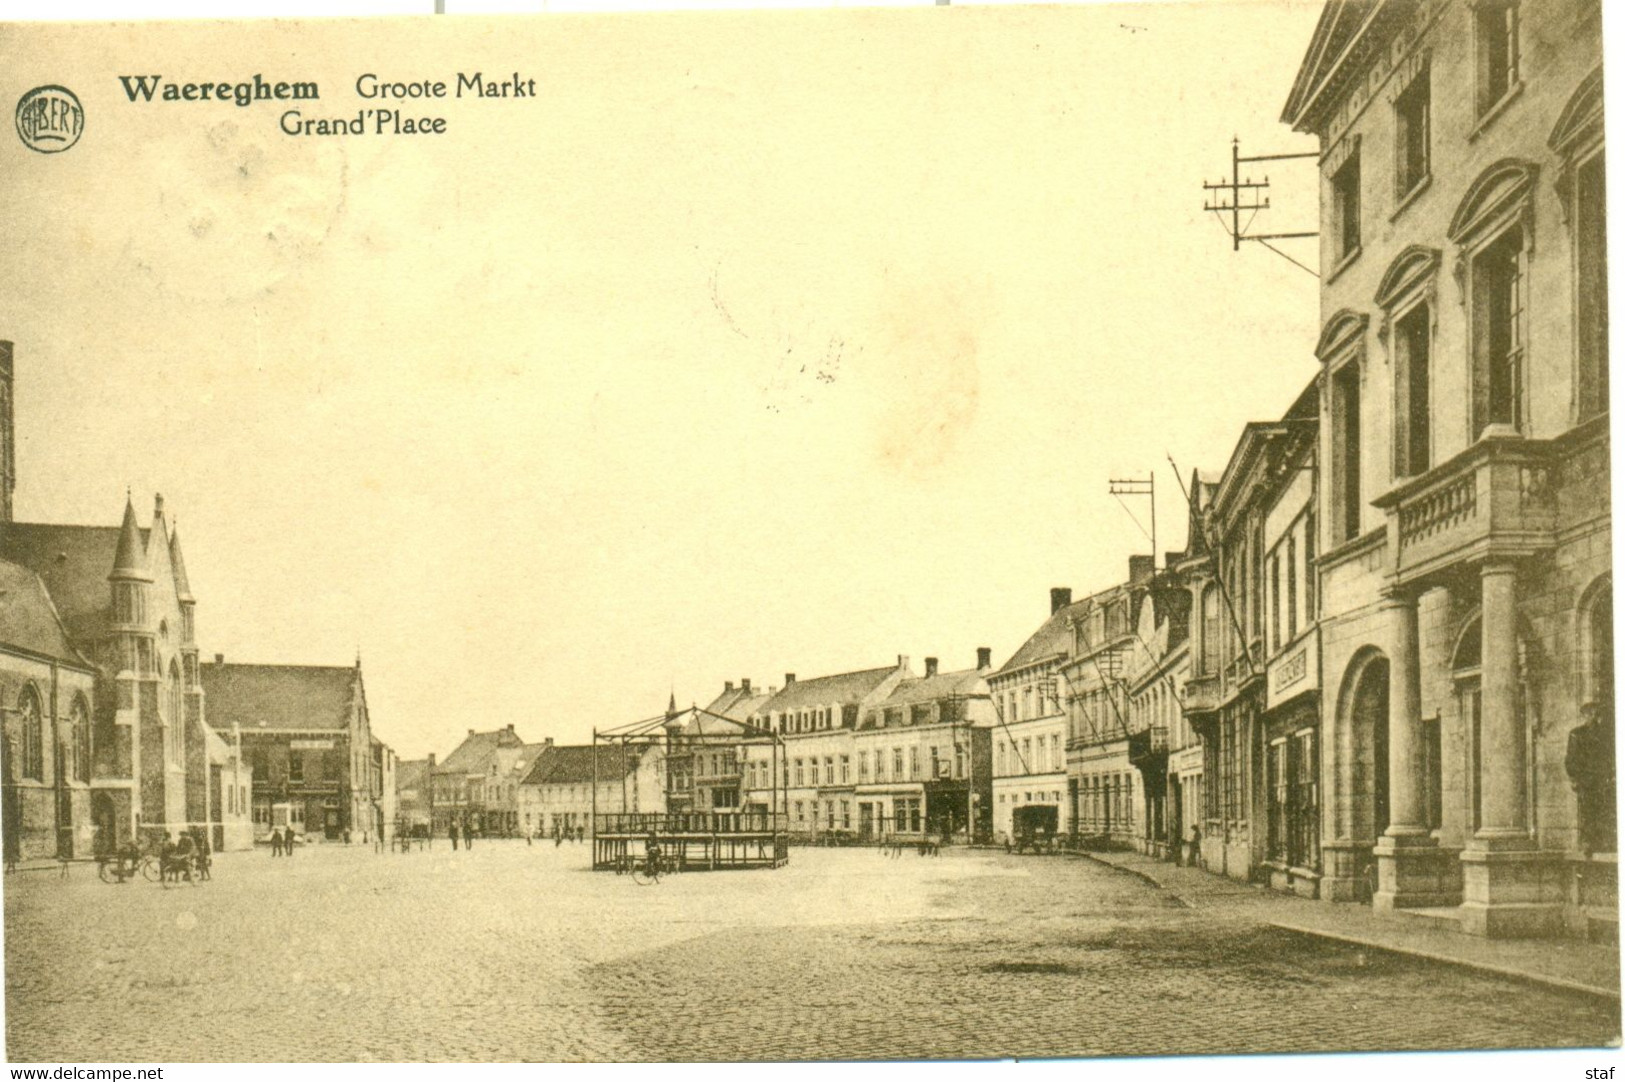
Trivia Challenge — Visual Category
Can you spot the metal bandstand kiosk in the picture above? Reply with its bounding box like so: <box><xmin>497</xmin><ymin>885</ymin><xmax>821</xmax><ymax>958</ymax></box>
<box><xmin>592</xmin><ymin>705</ymin><xmax>787</xmax><ymax>872</ymax></box>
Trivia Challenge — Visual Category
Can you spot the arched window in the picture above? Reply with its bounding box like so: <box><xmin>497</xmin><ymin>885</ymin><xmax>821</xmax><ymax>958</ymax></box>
<box><xmin>1448</xmin><ymin>159</ymin><xmax>1539</xmax><ymax>437</ymax></box>
<box><xmin>71</xmin><ymin>696</ymin><xmax>90</xmax><ymax>784</ymax></box>
<box><xmin>1200</xmin><ymin>584</ymin><xmax>1221</xmax><ymax>676</ymax></box>
<box><xmin>1551</xmin><ymin>69</ymin><xmax>1607</xmax><ymax>422</ymax></box>
<box><xmin>167</xmin><ymin>659</ymin><xmax>184</xmax><ymax>767</ymax></box>
<box><xmin>18</xmin><ymin>686</ymin><xmax>43</xmax><ymax>781</ymax></box>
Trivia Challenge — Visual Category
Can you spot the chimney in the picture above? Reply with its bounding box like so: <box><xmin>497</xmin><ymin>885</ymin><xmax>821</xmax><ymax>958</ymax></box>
<box><xmin>543</xmin><ymin>737</ymin><xmax>553</xmax><ymax>747</ymax></box>
<box><xmin>724</xmin><ymin>680</ymin><xmax>734</xmax><ymax>693</ymax></box>
<box><xmin>785</xmin><ymin>673</ymin><xmax>796</xmax><ymax>686</ymax></box>
<box><xmin>741</xmin><ymin>678</ymin><xmax>752</xmax><ymax>695</ymax></box>
<box><xmin>153</xmin><ymin>493</ymin><xmax>164</xmax><ymax>518</ymax></box>
<box><xmin>507</xmin><ymin>723</ymin><xmax>515</xmax><ymax>733</ymax></box>
<box><xmin>214</xmin><ymin>653</ymin><xmax>224</xmax><ymax>666</ymax></box>
<box><xmin>467</xmin><ymin>729</ymin><xmax>475</xmax><ymax>737</ymax></box>
<box><xmin>1050</xmin><ymin>587</ymin><xmax>1072</xmax><ymax>614</ymax></box>
<box><xmin>977</xmin><ymin>646</ymin><xmax>992</xmax><ymax>670</ymax></box>
<box><xmin>925</xmin><ymin>657</ymin><xmax>938</xmax><ymax>677</ymax></box>
<box><xmin>1129</xmin><ymin>555</ymin><xmax>1155</xmax><ymax>584</ymax></box>
<box><xmin>897</xmin><ymin>655</ymin><xmax>910</xmax><ymax>671</ymax></box>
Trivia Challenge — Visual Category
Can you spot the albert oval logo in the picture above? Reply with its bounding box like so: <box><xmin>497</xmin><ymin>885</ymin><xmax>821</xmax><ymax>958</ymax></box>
<box><xmin>15</xmin><ymin>86</ymin><xmax>84</xmax><ymax>154</ymax></box>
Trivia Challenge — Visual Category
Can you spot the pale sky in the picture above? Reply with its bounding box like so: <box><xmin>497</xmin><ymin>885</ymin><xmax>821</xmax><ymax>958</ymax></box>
<box><xmin>1</xmin><ymin>2</ymin><xmax>1325</xmax><ymax>759</ymax></box>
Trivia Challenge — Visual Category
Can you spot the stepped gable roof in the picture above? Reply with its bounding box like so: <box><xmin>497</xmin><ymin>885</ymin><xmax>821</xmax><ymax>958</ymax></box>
<box><xmin>0</xmin><ymin>557</ymin><xmax>94</xmax><ymax>670</ymax></box>
<box><xmin>878</xmin><ymin>668</ymin><xmax>987</xmax><ymax>707</ymax></box>
<box><xmin>520</xmin><ymin>744</ymin><xmax>645</xmax><ymax>786</ymax></box>
<box><xmin>200</xmin><ymin>662</ymin><xmax>358</xmax><ymax>732</ymax></box>
<box><xmin>435</xmin><ymin>726</ymin><xmax>526</xmax><ymax>775</ymax></box>
<box><xmin>0</xmin><ymin>522</ymin><xmax>146</xmax><ymax>644</ymax></box>
<box><xmin>756</xmin><ymin>666</ymin><xmax>896</xmax><ymax>715</ymax></box>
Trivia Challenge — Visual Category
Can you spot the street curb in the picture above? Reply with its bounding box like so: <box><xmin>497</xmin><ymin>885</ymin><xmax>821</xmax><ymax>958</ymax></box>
<box><xmin>1081</xmin><ymin>851</ymin><xmax>1621</xmax><ymax>1005</ymax></box>
<box><xmin>1262</xmin><ymin>919</ymin><xmax>1624</xmax><ymax>1006</ymax></box>
<box><xmin>1077</xmin><ymin>851</ymin><xmax>1192</xmax><ymax>907</ymax></box>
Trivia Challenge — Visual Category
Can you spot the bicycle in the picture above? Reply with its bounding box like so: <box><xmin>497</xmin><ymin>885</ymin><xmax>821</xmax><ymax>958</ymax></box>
<box><xmin>631</xmin><ymin>850</ymin><xmax>670</xmax><ymax>886</ymax></box>
<box><xmin>97</xmin><ymin>853</ymin><xmax>139</xmax><ymax>884</ymax></box>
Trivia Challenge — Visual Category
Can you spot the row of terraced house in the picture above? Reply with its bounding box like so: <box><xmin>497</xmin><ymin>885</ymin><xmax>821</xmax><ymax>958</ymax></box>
<box><xmin>391</xmin><ymin>727</ymin><xmax>663</xmax><ymax>841</ymax></box>
<box><xmin>993</xmin><ymin>0</ymin><xmax>1613</xmax><ymax>941</ymax></box>
<box><xmin>0</xmin><ymin>345</ymin><xmax>400</xmax><ymax>862</ymax></box>
<box><xmin>661</xmin><ymin>0</ymin><xmax>1612</xmax><ymax>941</ymax></box>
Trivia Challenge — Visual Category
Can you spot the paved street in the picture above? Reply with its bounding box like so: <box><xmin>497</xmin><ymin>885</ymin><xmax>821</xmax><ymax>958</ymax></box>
<box><xmin>5</xmin><ymin>843</ymin><xmax>1618</xmax><ymax>1062</ymax></box>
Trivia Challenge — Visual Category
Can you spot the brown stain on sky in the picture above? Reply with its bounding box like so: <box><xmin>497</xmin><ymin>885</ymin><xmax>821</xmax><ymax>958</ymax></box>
<box><xmin>872</xmin><ymin>279</ymin><xmax>983</xmax><ymax>478</ymax></box>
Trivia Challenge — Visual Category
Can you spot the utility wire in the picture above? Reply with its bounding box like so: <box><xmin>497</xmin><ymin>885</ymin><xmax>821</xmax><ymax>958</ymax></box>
<box><xmin>1112</xmin><ymin>493</ymin><xmax>1156</xmax><ymax>546</ymax></box>
<box><xmin>1167</xmin><ymin>455</ymin><xmax>1256</xmax><ymax>679</ymax></box>
<box><xmin>1256</xmin><ymin>237</ymin><xmax>1320</xmax><ymax>278</ymax></box>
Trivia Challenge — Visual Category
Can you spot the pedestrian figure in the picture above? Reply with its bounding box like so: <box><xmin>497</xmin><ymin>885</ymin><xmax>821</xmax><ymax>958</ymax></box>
<box><xmin>554</xmin><ymin>826</ymin><xmax>562</xmax><ymax>848</ymax></box>
<box><xmin>449</xmin><ymin>821</ymin><xmax>460</xmax><ymax>850</ymax></box>
<box><xmin>577</xmin><ymin>825</ymin><xmax>585</xmax><ymax>844</ymax></box>
<box><xmin>271</xmin><ymin>827</ymin><xmax>283</xmax><ymax>857</ymax></box>
<box><xmin>1186</xmin><ymin>824</ymin><xmax>1202</xmax><ymax>869</ymax></box>
<box><xmin>160</xmin><ymin>833</ymin><xmax>180</xmax><ymax>884</ymax></box>
<box><xmin>1567</xmin><ymin>701</ymin><xmax>1617</xmax><ymax>857</ymax></box>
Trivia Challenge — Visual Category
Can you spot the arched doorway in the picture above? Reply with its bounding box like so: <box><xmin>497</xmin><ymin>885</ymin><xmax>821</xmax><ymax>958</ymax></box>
<box><xmin>92</xmin><ymin>790</ymin><xmax>118</xmax><ymax>856</ymax></box>
<box><xmin>1343</xmin><ymin>652</ymin><xmax>1391</xmax><ymax>898</ymax></box>
<box><xmin>1574</xmin><ymin>579</ymin><xmax>1615</xmax><ymax>855</ymax></box>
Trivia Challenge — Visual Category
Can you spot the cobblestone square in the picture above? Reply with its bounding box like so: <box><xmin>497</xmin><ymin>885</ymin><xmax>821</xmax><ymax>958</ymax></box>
<box><xmin>4</xmin><ymin>843</ymin><xmax>1618</xmax><ymax>1062</ymax></box>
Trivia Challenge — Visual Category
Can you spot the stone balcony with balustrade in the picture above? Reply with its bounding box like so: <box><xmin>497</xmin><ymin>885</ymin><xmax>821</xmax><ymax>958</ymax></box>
<box><xmin>1371</xmin><ymin>423</ymin><xmax>1607</xmax><ymax>588</ymax></box>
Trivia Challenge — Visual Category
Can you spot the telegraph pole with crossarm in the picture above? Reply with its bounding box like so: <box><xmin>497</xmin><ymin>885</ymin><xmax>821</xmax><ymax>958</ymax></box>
<box><xmin>1203</xmin><ymin>137</ymin><xmax>1320</xmax><ymax>274</ymax></box>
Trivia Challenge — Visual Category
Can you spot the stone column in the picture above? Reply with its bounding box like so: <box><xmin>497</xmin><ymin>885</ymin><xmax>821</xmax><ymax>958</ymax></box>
<box><xmin>1384</xmin><ymin>589</ymin><xmax>1428</xmax><ymax>838</ymax></box>
<box><xmin>1477</xmin><ymin>561</ymin><xmax>1526</xmax><ymax>838</ymax></box>
<box><xmin>1374</xmin><ymin>587</ymin><xmax>1453</xmax><ymax>912</ymax></box>
<box><xmin>1460</xmin><ymin>559</ymin><xmax>1558</xmax><ymax>937</ymax></box>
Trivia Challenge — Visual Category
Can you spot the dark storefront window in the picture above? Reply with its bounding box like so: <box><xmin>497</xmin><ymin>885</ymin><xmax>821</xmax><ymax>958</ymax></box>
<box><xmin>1268</xmin><ymin>724</ymin><xmax>1319</xmax><ymax>868</ymax></box>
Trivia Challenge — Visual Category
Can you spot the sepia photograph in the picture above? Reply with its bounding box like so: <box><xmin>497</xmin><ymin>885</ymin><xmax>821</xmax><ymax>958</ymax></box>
<box><xmin>0</xmin><ymin>0</ymin><xmax>1619</xmax><ymax>1068</ymax></box>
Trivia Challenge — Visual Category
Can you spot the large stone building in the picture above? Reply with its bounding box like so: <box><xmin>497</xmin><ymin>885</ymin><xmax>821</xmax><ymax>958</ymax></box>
<box><xmin>989</xmin><ymin>590</ymin><xmax>1079</xmax><ymax>843</ymax></box>
<box><xmin>1281</xmin><ymin>0</ymin><xmax>1608</xmax><ymax>936</ymax></box>
<box><xmin>203</xmin><ymin>657</ymin><xmax>389</xmax><ymax>844</ymax></box>
<box><xmin>743</xmin><ymin>662</ymin><xmax>907</xmax><ymax>840</ymax></box>
<box><xmin>734</xmin><ymin>654</ymin><xmax>995</xmax><ymax>842</ymax></box>
<box><xmin>1063</xmin><ymin>558</ymin><xmax>1156</xmax><ymax>850</ymax></box>
<box><xmin>666</xmin><ymin>682</ymin><xmax>773</xmax><ymax>815</ymax></box>
<box><xmin>1123</xmin><ymin>570</ymin><xmax>1193</xmax><ymax>863</ymax></box>
<box><xmin>1182</xmin><ymin>389</ymin><xmax>1320</xmax><ymax>886</ymax></box>
<box><xmin>851</xmin><ymin>654</ymin><xmax>994</xmax><ymax>840</ymax></box>
<box><xmin>0</xmin><ymin>551</ymin><xmax>100</xmax><ymax>861</ymax></box>
<box><xmin>1</xmin><ymin>491</ymin><xmax>254</xmax><ymax>856</ymax></box>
